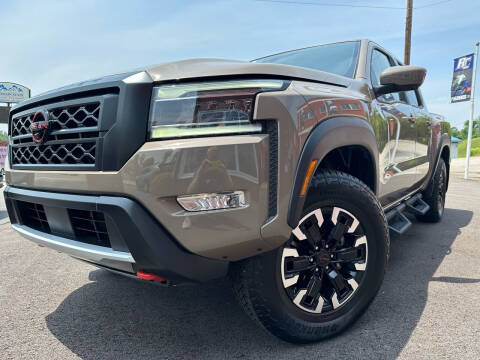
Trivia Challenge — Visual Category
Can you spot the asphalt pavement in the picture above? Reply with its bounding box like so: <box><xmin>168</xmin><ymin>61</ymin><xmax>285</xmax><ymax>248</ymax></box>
<box><xmin>0</xmin><ymin>164</ymin><xmax>479</xmax><ymax>359</ymax></box>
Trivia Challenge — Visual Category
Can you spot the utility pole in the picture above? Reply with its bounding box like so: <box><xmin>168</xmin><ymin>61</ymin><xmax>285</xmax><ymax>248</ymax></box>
<box><xmin>465</xmin><ymin>41</ymin><xmax>479</xmax><ymax>179</ymax></box>
<box><xmin>404</xmin><ymin>0</ymin><xmax>413</xmax><ymax>65</ymax></box>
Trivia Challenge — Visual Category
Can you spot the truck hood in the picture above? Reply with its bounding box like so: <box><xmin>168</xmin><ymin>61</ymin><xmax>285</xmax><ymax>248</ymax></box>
<box><xmin>146</xmin><ymin>58</ymin><xmax>352</xmax><ymax>88</ymax></box>
<box><xmin>13</xmin><ymin>58</ymin><xmax>351</xmax><ymax>111</ymax></box>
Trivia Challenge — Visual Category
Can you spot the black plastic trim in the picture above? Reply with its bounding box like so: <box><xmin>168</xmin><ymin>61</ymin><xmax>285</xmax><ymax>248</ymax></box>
<box><xmin>266</xmin><ymin>120</ymin><xmax>278</xmax><ymax>220</ymax></box>
<box><xmin>4</xmin><ymin>186</ymin><xmax>229</xmax><ymax>283</ymax></box>
<box><xmin>287</xmin><ymin>116</ymin><xmax>379</xmax><ymax>228</ymax></box>
<box><xmin>421</xmin><ymin>134</ymin><xmax>451</xmax><ymax>194</ymax></box>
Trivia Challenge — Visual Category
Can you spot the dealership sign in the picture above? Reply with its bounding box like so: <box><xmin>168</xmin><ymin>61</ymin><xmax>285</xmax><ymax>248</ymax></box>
<box><xmin>0</xmin><ymin>82</ymin><xmax>30</xmax><ymax>103</ymax></box>
<box><xmin>451</xmin><ymin>54</ymin><xmax>474</xmax><ymax>103</ymax></box>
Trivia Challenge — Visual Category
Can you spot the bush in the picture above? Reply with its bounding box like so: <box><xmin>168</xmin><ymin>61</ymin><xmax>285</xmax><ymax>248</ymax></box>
<box><xmin>471</xmin><ymin>147</ymin><xmax>480</xmax><ymax>156</ymax></box>
<box><xmin>458</xmin><ymin>138</ymin><xmax>480</xmax><ymax>158</ymax></box>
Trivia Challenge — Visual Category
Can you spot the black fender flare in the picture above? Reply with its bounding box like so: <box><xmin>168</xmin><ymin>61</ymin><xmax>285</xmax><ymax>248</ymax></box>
<box><xmin>423</xmin><ymin>133</ymin><xmax>451</xmax><ymax>194</ymax></box>
<box><xmin>287</xmin><ymin>116</ymin><xmax>379</xmax><ymax>228</ymax></box>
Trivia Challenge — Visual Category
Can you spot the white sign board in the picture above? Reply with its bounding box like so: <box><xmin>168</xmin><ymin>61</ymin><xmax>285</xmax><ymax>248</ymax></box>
<box><xmin>0</xmin><ymin>82</ymin><xmax>30</xmax><ymax>103</ymax></box>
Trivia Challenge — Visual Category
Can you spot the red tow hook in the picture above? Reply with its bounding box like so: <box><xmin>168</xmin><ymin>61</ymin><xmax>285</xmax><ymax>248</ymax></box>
<box><xmin>136</xmin><ymin>270</ymin><xmax>167</xmax><ymax>283</ymax></box>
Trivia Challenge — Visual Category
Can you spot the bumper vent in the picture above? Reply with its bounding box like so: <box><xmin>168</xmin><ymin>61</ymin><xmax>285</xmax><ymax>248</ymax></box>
<box><xmin>15</xmin><ymin>200</ymin><xmax>111</xmax><ymax>248</ymax></box>
<box><xmin>10</xmin><ymin>101</ymin><xmax>104</xmax><ymax>169</ymax></box>
<box><xmin>16</xmin><ymin>201</ymin><xmax>50</xmax><ymax>234</ymax></box>
<box><xmin>68</xmin><ymin>209</ymin><xmax>110</xmax><ymax>248</ymax></box>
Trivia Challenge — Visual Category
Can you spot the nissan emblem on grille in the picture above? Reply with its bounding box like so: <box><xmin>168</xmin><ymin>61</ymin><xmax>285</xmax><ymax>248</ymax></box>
<box><xmin>29</xmin><ymin>111</ymin><xmax>50</xmax><ymax>144</ymax></box>
<box><xmin>11</xmin><ymin>101</ymin><xmax>100</xmax><ymax>167</ymax></box>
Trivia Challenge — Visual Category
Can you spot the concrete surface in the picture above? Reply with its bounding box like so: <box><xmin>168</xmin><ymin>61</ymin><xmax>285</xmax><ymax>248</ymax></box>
<box><xmin>451</xmin><ymin>156</ymin><xmax>480</xmax><ymax>180</ymax></box>
<box><xmin>0</xmin><ymin>173</ymin><xmax>479</xmax><ymax>359</ymax></box>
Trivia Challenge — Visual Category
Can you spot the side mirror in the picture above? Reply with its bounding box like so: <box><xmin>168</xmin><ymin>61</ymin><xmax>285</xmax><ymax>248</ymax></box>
<box><xmin>374</xmin><ymin>65</ymin><xmax>426</xmax><ymax>98</ymax></box>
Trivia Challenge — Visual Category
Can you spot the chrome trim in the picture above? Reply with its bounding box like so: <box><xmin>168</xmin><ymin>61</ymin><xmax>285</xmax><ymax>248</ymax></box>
<box><xmin>11</xmin><ymin>224</ymin><xmax>135</xmax><ymax>263</ymax></box>
<box><xmin>177</xmin><ymin>191</ymin><xmax>246</xmax><ymax>212</ymax></box>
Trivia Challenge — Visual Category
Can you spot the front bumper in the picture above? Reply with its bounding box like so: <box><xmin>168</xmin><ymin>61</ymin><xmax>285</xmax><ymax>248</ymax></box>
<box><xmin>4</xmin><ymin>186</ymin><xmax>228</xmax><ymax>283</ymax></box>
<box><xmin>6</xmin><ymin>135</ymin><xmax>277</xmax><ymax>261</ymax></box>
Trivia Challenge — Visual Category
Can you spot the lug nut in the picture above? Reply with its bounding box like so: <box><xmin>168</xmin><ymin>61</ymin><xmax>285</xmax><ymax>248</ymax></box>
<box><xmin>315</xmin><ymin>268</ymin><xmax>319</xmax><ymax>272</ymax></box>
<box><xmin>309</xmin><ymin>257</ymin><xmax>314</xmax><ymax>262</ymax></box>
<box><xmin>315</xmin><ymin>246</ymin><xmax>319</xmax><ymax>251</ymax></box>
<box><xmin>330</xmin><ymin>254</ymin><xmax>334</xmax><ymax>258</ymax></box>
<box><xmin>336</xmin><ymin>264</ymin><xmax>341</xmax><ymax>269</ymax></box>
<box><xmin>325</xmin><ymin>245</ymin><xmax>329</xmax><ymax>249</ymax></box>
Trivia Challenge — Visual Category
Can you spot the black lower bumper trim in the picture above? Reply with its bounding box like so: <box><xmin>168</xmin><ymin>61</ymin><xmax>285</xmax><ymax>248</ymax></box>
<box><xmin>4</xmin><ymin>186</ymin><xmax>229</xmax><ymax>283</ymax></box>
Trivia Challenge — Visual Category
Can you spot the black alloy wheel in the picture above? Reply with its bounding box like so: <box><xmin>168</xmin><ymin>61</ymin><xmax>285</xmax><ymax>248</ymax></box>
<box><xmin>436</xmin><ymin>165</ymin><xmax>446</xmax><ymax>217</ymax></box>
<box><xmin>281</xmin><ymin>206</ymin><xmax>367</xmax><ymax>313</ymax></box>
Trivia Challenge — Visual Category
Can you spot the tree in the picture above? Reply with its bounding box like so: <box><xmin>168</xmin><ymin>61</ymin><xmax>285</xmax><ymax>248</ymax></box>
<box><xmin>451</xmin><ymin>127</ymin><xmax>462</xmax><ymax>139</ymax></box>
<box><xmin>0</xmin><ymin>130</ymin><xmax>7</xmax><ymax>142</ymax></box>
<box><xmin>457</xmin><ymin>117</ymin><xmax>480</xmax><ymax>139</ymax></box>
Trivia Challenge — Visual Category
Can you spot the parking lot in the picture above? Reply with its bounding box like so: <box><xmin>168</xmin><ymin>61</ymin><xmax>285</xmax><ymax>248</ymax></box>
<box><xmin>0</xmin><ymin>159</ymin><xmax>479</xmax><ymax>359</ymax></box>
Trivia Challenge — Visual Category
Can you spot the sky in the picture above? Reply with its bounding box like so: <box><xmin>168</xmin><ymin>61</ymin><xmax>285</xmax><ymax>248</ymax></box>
<box><xmin>1</xmin><ymin>0</ymin><xmax>479</xmax><ymax>132</ymax></box>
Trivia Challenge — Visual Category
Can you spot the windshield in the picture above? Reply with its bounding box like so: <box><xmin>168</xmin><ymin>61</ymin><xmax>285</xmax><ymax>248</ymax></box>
<box><xmin>253</xmin><ymin>41</ymin><xmax>360</xmax><ymax>78</ymax></box>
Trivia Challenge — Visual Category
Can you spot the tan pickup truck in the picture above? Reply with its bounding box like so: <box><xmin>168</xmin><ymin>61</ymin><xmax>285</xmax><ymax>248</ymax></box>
<box><xmin>4</xmin><ymin>39</ymin><xmax>450</xmax><ymax>343</ymax></box>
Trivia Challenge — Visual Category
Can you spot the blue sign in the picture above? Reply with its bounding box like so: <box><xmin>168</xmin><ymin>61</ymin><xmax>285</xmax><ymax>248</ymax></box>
<box><xmin>453</xmin><ymin>54</ymin><xmax>474</xmax><ymax>72</ymax></box>
<box><xmin>451</xmin><ymin>54</ymin><xmax>475</xmax><ymax>103</ymax></box>
<box><xmin>0</xmin><ymin>82</ymin><xmax>31</xmax><ymax>103</ymax></box>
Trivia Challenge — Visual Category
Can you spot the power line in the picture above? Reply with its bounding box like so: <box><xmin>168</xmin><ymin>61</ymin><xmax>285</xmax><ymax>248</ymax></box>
<box><xmin>415</xmin><ymin>0</ymin><xmax>452</xmax><ymax>9</ymax></box>
<box><xmin>254</xmin><ymin>0</ymin><xmax>452</xmax><ymax>10</ymax></box>
<box><xmin>254</xmin><ymin>0</ymin><xmax>405</xmax><ymax>9</ymax></box>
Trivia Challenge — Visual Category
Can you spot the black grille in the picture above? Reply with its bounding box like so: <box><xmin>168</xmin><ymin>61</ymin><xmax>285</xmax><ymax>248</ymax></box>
<box><xmin>12</xmin><ymin>142</ymin><xmax>96</xmax><ymax>165</ymax></box>
<box><xmin>16</xmin><ymin>201</ymin><xmax>50</xmax><ymax>233</ymax></box>
<box><xmin>11</xmin><ymin>103</ymin><xmax>100</xmax><ymax>137</ymax></box>
<box><xmin>68</xmin><ymin>209</ymin><xmax>111</xmax><ymax>247</ymax></box>
<box><xmin>10</xmin><ymin>102</ymin><xmax>101</xmax><ymax>167</ymax></box>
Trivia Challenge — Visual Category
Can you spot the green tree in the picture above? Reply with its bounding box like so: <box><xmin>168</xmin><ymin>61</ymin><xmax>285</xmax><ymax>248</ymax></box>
<box><xmin>0</xmin><ymin>130</ymin><xmax>7</xmax><ymax>142</ymax></box>
<box><xmin>458</xmin><ymin>117</ymin><xmax>480</xmax><ymax>139</ymax></box>
<box><xmin>451</xmin><ymin>127</ymin><xmax>462</xmax><ymax>139</ymax></box>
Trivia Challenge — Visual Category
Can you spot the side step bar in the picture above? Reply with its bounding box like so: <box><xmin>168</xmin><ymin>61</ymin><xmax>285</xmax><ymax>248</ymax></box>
<box><xmin>405</xmin><ymin>193</ymin><xmax>430</xmax><ymax>216</ymax></box>
<box><xmin>385</xmin><ymin>194</ymin><xmax>430</xmax><ymax>235</ymax></box>
<box><xmin>386</xmin><ymin>203</ymin><xmax>412</xmax><ymax>235</ymax></box>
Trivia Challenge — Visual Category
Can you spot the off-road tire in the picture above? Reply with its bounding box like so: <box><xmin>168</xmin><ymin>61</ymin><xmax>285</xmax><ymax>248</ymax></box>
<box><xmin>417</xmin><ymin>158</ymin><xmax>447</xmax><ymax>223</ymax></box>
<box><xmin>231</xmin><ymin>170</ymin><xmax>389</xmax><ymax>343</ymax></box>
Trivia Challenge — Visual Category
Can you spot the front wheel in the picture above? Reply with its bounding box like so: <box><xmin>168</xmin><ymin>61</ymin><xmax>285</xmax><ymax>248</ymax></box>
<box><xmin>231</xmin><ymin>171</ymin><xmax>389</xmax><ymax>343</ymax></box>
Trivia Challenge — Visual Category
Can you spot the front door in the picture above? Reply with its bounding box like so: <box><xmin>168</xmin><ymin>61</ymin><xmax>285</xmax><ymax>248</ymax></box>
<box><xmin>370</xmin><ymin>48</ymin><xmax>417</xmax><ymax>205</ymax></box>
<box><xmin>404</xmin><ymin>90</ymin><xmax>431</xmax><ymax>182</ymax></box>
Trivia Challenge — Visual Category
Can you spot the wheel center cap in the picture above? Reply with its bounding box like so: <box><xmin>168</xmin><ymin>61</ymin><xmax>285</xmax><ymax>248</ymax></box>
<box><xmin>316</xmin><ymin>250</ymin><xmax>330</xmax><ymax>265</ymax></box>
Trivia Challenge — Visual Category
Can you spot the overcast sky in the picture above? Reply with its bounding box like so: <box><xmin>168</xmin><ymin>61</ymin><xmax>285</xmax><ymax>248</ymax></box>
<box><xmin>1</xmin><ymin>0</ymin><xmax>479</xmax><ymax>132</ymax></box>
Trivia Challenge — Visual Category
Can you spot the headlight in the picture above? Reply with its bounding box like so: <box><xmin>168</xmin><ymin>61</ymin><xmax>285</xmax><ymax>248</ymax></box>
<box><xmin>149</xmin><ymin>79</ymin><xmax>288</xmax><ymax>140</ymax></box>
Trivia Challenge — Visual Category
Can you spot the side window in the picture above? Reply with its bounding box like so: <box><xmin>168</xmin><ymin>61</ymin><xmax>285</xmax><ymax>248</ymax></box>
<box><xmin>370</xmin><ymin>49</ymin><xmax>400</xmax><ymax>102</ymax></box>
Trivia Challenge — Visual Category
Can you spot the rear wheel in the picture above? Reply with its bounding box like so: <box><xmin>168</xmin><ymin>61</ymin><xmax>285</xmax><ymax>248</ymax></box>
<box><xmin>417</xmin><ymin>158</ymin><xmax>447</xmax><ymax>223</ymax></box>
<box><xmin>231</xmin><ymin>171</ymin><xmax>389</xmax><ymax>343</ymax></box>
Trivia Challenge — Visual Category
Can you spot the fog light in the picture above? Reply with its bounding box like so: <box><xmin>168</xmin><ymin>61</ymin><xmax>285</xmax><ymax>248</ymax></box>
<box><xmin>177</xmin><ymin>191</ymin><xmax>246</xmax><ymax>212</ymax></box>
